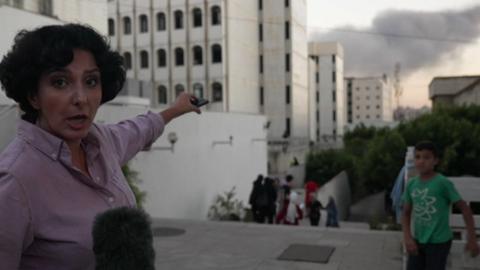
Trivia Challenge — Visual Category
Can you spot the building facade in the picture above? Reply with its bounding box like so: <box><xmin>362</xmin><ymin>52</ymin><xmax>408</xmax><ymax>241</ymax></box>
<box><xmin>308</xmin><ymin>42</ymin><xmax>345</xmax><ymax>143</ymax></box>
<box><xmin>107</xmin><ymin>0</ymin><xmax>260</xmax><ymax>114</ymax></box>
<box><xmin>0</xmin><ymin>0</ymin><xmax>108</xmax><ymax>34</ymax></box>
<box><xmin>429</xmin><ymin>76</ymin><xmax>480</xmax><ymax>108</ymax></box>
<box><xmin>344</xmin><ymin>75</ymin><xmax>393</xmax><ymax>128</ymax></box>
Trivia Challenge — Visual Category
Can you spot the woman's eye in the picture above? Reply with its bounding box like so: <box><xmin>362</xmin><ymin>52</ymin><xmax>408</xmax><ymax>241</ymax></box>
<box><xmin>51</xmin><ymin>78</ymin><xmax>68</xmax><ymax>88</ymax></box>
<box><xmin>86</xmin><ymin>77</ymin><xmax>99</xmax><ymax>87</ymax></box>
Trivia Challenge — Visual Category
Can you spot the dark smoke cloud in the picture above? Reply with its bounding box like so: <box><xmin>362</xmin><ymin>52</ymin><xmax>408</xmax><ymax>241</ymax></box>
<box><xmin>309</xmin><ymin>6</ymin><xmax>480</xmax><ymax>77</ymax></box>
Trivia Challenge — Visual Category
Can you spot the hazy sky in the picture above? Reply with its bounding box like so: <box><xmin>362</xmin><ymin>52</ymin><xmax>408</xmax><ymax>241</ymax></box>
<box><xmin>307</xmin><ymin>0</ymin><xmax>480</xmax><ymax>108</ymax></box>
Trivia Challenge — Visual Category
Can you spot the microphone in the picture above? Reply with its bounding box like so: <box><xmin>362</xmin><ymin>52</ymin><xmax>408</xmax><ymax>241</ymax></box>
<box><xmin>92</xmin><ymin>207</ymin><xmax>155</xmax><ymax>270</ymax></box>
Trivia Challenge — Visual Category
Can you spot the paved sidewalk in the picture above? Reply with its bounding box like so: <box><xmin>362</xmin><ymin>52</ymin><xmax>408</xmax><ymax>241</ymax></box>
<box><xmin>152</xmin><ymin>218</ymin><xmax>403</xmax><ymax>270</ymax></box>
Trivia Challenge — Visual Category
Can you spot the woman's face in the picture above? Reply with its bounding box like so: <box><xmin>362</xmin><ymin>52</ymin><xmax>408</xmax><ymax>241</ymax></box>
<box><xmin>30</xmin><ymin>49</ymin><xmax>102</xmax><ymax>145</ymax></box>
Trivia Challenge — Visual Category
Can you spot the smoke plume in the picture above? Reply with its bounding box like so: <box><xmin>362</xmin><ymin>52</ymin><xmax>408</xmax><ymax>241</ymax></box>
<box><xmin>309</xmin><ymin>6</ymin><xmax>480</xmax><ymax>77</ymax></box>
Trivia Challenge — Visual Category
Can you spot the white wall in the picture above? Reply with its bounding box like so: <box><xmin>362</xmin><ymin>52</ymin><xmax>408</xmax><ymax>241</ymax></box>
<box><xmin>0</xmin><ymin>6</ymin><xmax>62</xmax><ymax>58</ymax></box>
<box><xmin>96</xmin><ymin>104</ymin><xmax>268</xmax><ymax>220</ymax></box>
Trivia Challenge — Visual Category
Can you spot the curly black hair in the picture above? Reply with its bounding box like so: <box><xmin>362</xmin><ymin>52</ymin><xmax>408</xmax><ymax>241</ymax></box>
<box><xmin>0</xmin><ymin>24</ymin><xmax>125</xmax><ymax>122</ymax></box>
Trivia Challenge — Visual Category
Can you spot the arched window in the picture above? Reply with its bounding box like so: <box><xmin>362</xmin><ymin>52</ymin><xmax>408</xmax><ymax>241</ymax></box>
<box><xmin>108</xmin><ymin>18</ymin><xmax>115</xmax><ymax>36</ymax></box>
<box><xmin>175</xmin><ymin>84</ymin><xmax>185</xmax><ymax>97</ymax></box>
<box><xmin>193</xmin><ymin>83</ymin><xmax>203</xmax><ymax>98</ymax></box>
<box><xmin>140</xmin><ymin>50</ymin><xmax>149</xmax><ymax>68</ymax></box>
<box><xmin>192</xmin><ymin>46</ymin><xmax>203</xmax><ymax>65</ymax></box>
<box><xmin>156</xmin><ymin>12</ymin><xmax>166</xmax><ymax>31</ymax></box>
<box><xmin>212</xmin><ymin>82</ymin><xmax>223</xmax><ymax>102</ymax></box>
<box><xmin>192</xmin><ymin>8</ymin><xmax>202</xmax><ymax>27</ymax></box>
<box><xmin>174</xmin><ymin>10</ymin><xmax>183</xmax><ymax>29</ymax></box>
<box><xmin>211</xmin><ymin>44</ymin><xmax>222</xmax><ymax>63</ymax></box>
<box><xmin>123</xmin><ymin>52</ymin><xmax>132</xmax><ymax>70</ymax></box>
<box><xmin>157</xmin><ymin>49</ymin><xmax>166</xmax><ymax>67</ymax></box>
<box><xmin>139</xmin><ymin>14</ymin><xmax>148</xmax><ymax>33</ymax></box>
<box><xmin>211</xmin><ymin>6</ymin><xmax>221</xmax><ymax>25</ymax></box>
<box><xmin>123</xmin><ymin>16</ymin><xmax>131</xmax><ymax>34</ymax></box>
<box><xmin>158</xmin><ymin>85</ymin><xmax>167</xmax><ymax>104</ymax></box>
<box><xmin>175</xmin><ymin>47</ymin><xmax>184</xmax><ymax>66</ymax></box>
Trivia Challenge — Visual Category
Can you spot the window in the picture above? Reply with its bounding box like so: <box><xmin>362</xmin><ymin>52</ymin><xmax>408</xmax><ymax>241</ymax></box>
<box><xmin>259</xmin><ymin>55</ymin><xmax>263</xmax><ymax>73</ymax></box>
<box><xmin>376</xmin><ymin>115</ymin><xmax>380</xmax><ymax>119</ymax></box>
<box><xmin>285</xmin><ymin>21</ymin><xmax>290</xmax><ymax>40</ymax></box>
<box><xmin>260</xmin><ymin>87</ymin><xmax>264</xmax><ymax>105</ymax></box>
<box><xmin>193</xmin><ymin>83</ymin><xmax>203</xmax><ymax>98</ymax></box>
<box><xmin>157</xmin><ymin>49</ymin><xmax>166</xmax><ymax>67</ymax></box>
<box><xmin>285</xmin><ymin>0</ymin><xmax>289</xmax><ymax>7</ymax></box>
<box><xmin>258</xmin><ymin>0</ymin><xmax>262</xmax><ymax>10</ymax></box>
<box><xmin>333</xmin><ymin>110</ymin><xmax>336</xmax><ymax>121</ymax></box>
<box><xmin>175</xmin><ymin>47</ymin><xmax>184</xmax><ymax>66</ymax></box>
<box><xmin>39</xmin><ymin>0</ymin><xmax>52</xmax><ymax>16</ymax></box>
<box><xmin>192</xmin><ymin>46</ymin><xmax>203</xmax><ymax>65</ymax></box>
<box><xmin>366</xmin><ymin>96</ymin><xmax>370</xmax><ymax>100</ymax></box>
<box><xmin>108</xmin><ymin>19</ymin><xmax>115</xmax><ymax>36</ymax></box>
<box><xmin>366</xmin><ymin>115</ymin><xmax>370</xmax><ymax>119</ymax></box>
<box><xmin>192</xmin><ymin>8</ymin><xmax>202</xmax><ymax>27</ymax></box>
<box><xmin>123</xmin><ymin>16</ymin><xmax>132</xmax><ymax>34</ymax></box>
<box><xmin>332</xmin><ymin>91</ymin><xmax>336</xmax><ymax>102</ymax></box>
<box><xmin>157</xmin><ymin>12</ymin><xmax>166</xmax><ymax>31</ymax></box>
<box><xmin>212</xmin><ymin>82</ymin><xmax>223</xmax><ymax>102</ymax></box>
<box><xmin>376</xmin><ymin>105</ymin><xmax>380</xmax><ymax>109</ymax></box>
<box><xmin>332</xmin><ymin>71</ymin><xmax>336</xmax><ymax>82</ymax></box>
<box><xmin>332</xmin><ymin>55</ymin><xmax>336</xmax><ymax>64</ymax></box>
<box><xmin>286</xmin><ymin>53</ymin><xmax>290</xmax><ymax>72</ymax></box>
<box><xmin>366</xmin><ymin>87</ymin><xmax>370</xmax><ymax>90</ymax></box>
<box><xmin>286</xmin><ymin>85</ymin><xmax>290</xmax><ymax>104</ymax></box>
<box><xmin>259</xmin><ymin>24</ymin><xmax>263</xmax><ymax>42</ymax></box>
<box><xmin>13</xmin><ymin>0</ymin><xmax>24</xmax><ymax>8</ymax></box>
<box><xmin>140</xmin><ymin>50</ymin><xmax>149</xmax><ymax>68</ymax></box>
<box><xmin>284</xmin><ymin>118</ymin><xmax>290</xmax><ymax>138</ymax></box>
<box><xmin>316</xmin><ymin>110</ymin><xmax>319</xmax><ymax>122</ymax></box>
<box><xmin>123</xmin><ymin>52</ymin><xmax>132</xmax><ymax>70</ymax></box>
<box><xmin>175</xmin><ymin>84</ymin><xmax>184</xmax><ymax>97</ymax></box>
<box><xmin>139</xmin><ymin>14</ymin><xmax>148</xmax><ymax>33</ymax></box>
<box><xmin>316</xmin><ymin>91</ymin><xmax>319</xmax><ymax>103</ymax></box>
<box><xmin>174</xmin><ymin>10</ymin><xmax>183</xmax><ymax>29</ymax></box>
<box><xmin>316</xmin><ymin>72</ymin><xmax>319</xmax><ymax>83</ymax></box>
<box><xmin>158</xmin><ymin>85</ymin><xmax>167</xmax><ymax>104</ymax></box>
<box><xmin>212</xmin><ymin>44</ymin><xmax>222</xmax><ymax>63</ymax></box>
<box><xmin>211</xmin><ymin>6</ymin><xmax>221</xmax><ymax>25</ymax></box>
<box><xmin>366</xmin><ymin>105</ymin><xmax>370</xmax><ymax>109</ymax></box>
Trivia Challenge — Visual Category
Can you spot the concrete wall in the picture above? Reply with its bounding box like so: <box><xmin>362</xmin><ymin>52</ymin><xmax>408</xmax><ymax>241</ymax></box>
<box><xmin>316</xmin><ymin>171</ymin><xmax>351</xmax><ymax>221</ymax></box>
<box><xmin>96</xmin><ymin>103</ymin><xmax>268</xmax><ymax>219</ymax></box>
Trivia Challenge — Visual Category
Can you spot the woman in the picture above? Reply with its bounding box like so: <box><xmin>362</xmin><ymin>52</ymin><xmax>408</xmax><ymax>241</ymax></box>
<box><xmin>0</xmin><ymin>24</ymin><xmax>200</xmax><ymax>269</ymax></box>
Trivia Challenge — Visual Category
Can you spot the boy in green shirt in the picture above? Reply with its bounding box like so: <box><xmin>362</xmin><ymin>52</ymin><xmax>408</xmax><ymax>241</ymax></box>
<box><xmin>402</xmin><ymin>141</ymin><xmax>479</xmax><ymax>270</ymax></box>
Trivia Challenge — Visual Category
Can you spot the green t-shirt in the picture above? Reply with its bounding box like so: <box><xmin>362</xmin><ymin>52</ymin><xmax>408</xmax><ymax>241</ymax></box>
<box><xmin>403</xmin><ymin>174</ymin><xmax>462</xmax><ymax>244</ymax></box>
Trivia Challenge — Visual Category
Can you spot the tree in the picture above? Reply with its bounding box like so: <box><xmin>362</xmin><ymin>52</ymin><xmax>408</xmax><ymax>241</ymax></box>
<box><xmin>122</xmin><ymin>164</ymin><xmax>147</xmax><ymax>209</ymax></box>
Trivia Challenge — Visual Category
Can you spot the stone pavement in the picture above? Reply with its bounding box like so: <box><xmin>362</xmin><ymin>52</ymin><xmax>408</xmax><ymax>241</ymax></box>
<box><xmin>152</xmin><ymin>218</ymin><xmax>403</xmax><ymax>270</ymax></box>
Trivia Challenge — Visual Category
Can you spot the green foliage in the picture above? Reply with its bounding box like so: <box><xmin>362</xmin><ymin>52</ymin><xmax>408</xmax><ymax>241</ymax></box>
<box><xmin>305</xmin><ymin>149</ymin><xmax>354</xmax><ymax>186</ymax></box>
<box><xmin>122</xmin><ymin>165</ymin><xmax>147</xmax><ymax>209</ymax></box>
<box><xmin>207</xmin><ymin>187</ymin><xmax>245</xmax><ymax>221</ymax></box>
<box><xmin>306</xmin><ymin>105</ymin><xmax>480</xmax><ymax>201</ymax></box>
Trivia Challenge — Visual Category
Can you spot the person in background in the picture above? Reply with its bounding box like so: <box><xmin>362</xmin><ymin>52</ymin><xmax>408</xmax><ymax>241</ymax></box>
<box><xmin>308</xmin><ymin>192</ymin><xmax>323</xmax><ymax>226</ymax></box>
<box><xmin>249</xmin><ymin>175</ymin><xmax>277</xmax><ymax>224</ymax></box>
<box><xmin>402</xmin><ymin>141</ymin><xmax>478</xmax><ymax>270</ymax></box>
<box><xmin>276</xmin><ymin>189</ymin><xmax>303</xmax><ymax>225</ymax></box>
<box><xmin>0</xmin><ymin>24</ymin><xmax>200</xmax><ymax>269</ymax></box>
<box><xmin>326</xmin><ymin>196</ymin><xmax>339</xmax><ymax>227</ymax></box>
<box><xmin>304</xmin><ymin>180</ymin><xmax>319</xmax><ymax>217</ymax></box>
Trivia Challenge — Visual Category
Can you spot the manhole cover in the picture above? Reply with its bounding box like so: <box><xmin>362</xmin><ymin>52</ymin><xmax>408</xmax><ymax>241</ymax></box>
<box><xmin>278</xmin><ymin>244</ymin><xmax>335</xmax><ymax>264</ymax></box>
<box><xmin>152</xmin><ymin>227</ymin><xmax>186</xmax><ymax>237</ymax></box>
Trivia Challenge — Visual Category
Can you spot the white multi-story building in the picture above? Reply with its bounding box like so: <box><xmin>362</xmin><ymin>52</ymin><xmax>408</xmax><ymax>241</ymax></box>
<box><xmin>108</xmin><ymin>0</ymin><xmax>310</xmax><ymax>174</ymax></box>
<box><xmin>0</xmin><ymin>0</ymin><xmax>108</xmax><ymax>34</ymax></box>
<box><xmin>344</xmin><ymin>75</ymin><xmax>394</xmax><ymax>128</ymax></box>
<box><xmin>259</xmin><ymin>0</ymin><xmax>309</xmax><ymax>141</ymax></box>
<box><xmin>107</xmin><ymin>0</ymin><xmax>260</xmax><ymax>114</ymax></box>
<box><xmin>308</xmin><ymin>42</ymin><xmax>345</xmax><ymax>143</ymax></box>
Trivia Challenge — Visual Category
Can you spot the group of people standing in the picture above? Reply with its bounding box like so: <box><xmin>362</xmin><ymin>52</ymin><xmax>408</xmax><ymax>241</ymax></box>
<box><xmin>248</xmin><ymin>175</ymin><xmax>338</xmax><ymax>227</ymax></box>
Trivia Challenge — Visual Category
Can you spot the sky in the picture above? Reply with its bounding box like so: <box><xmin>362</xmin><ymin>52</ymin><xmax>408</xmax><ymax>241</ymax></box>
<box><xmin>307</xmin><ymin>0</ymin><xmax>480</xmax><ymax>108</ymax></box>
